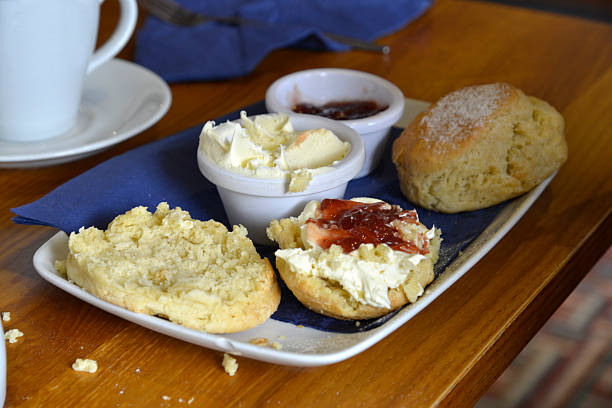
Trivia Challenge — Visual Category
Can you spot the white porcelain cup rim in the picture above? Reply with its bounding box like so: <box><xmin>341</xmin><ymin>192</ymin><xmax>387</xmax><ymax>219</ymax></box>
<box><xmin>265</xmin><ymin>68</ymin><xmax>405</xmax><ymax>133</ymax></box>
<box><xmin>197</xmin><ymin>114</ymin><xmax>365</xmax><ymax>196</ymax></box>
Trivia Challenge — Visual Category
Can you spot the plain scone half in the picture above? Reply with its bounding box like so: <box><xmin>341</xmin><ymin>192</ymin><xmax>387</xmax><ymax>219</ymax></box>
<box><xmin>64</xmin><ymin>202</ymin><xmax>280</xmax><ymax>333</ymax></box>
<box><xmin>392</xmin><ymin>82</ymin><xmax>567</xmax><ymax>213</ymax></box>
<box><xmin>267</xmin><ymin>198</ymin><xmax>442</xmax><ymax>320</ymax></box>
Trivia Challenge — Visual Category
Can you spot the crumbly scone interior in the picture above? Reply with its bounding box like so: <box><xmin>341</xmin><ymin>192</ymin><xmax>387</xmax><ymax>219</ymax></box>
<box><xmin>66</xmin><ymin>202</ymin><xmax>279</xmax><ymax>333</ymax></box>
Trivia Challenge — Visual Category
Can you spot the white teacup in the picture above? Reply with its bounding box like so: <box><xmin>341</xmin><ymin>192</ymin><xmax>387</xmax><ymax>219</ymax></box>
<box><xmin>0</xmin><ymin>0</ymin><xmax>138</xmax><ymax>142</ymax></box>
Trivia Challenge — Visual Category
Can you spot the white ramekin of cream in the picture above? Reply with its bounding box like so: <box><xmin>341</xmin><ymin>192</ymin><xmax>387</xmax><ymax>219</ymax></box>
<box><xmin>197</xmin><ymin>111</ymin><xmax>365</xmax><ymax>244</ymax></box>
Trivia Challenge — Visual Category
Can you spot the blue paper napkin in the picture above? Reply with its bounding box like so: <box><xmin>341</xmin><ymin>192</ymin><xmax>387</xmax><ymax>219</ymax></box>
<box><xmin>135</xmin><ymin>0</ymin><xmax>432</xmax><ymax>82</ymax></box>
<box><xmin>13</xmin><ymin>101</ymin><xmax>505</xmax><ymax>333</ymax></box>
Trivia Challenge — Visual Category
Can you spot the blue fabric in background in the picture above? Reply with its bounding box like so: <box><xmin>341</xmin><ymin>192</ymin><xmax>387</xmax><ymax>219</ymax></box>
<box><xmin>12</xmin><ymin>101</ymin><xmax>505</xmax><ymax>333</ymax></box>
<box><xmin>135</xmin><ymin>0</ymin><xmax>433</xmax><ymax>82</ymax></box>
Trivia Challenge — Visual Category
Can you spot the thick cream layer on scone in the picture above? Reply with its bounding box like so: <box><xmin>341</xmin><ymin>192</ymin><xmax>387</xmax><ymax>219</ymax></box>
<box><xmin>392</xmin><ymin>83</ymin><xmax>567</xmax><ymax>213</ymax></box>
<box><xmin>267</xmin><ymin>198</ymin><xmax>441</xmax><ymax>320</ymax></box>
<box><xmin>65</xmin><ymin>202</ymin><xmax>280</xmax><ymax>333</ymax></box>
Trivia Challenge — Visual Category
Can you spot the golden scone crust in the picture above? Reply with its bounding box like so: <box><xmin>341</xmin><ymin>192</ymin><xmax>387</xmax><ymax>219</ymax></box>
<box><xmin>66</xmin><ymin>203</ymin><xmax>280</xmax><ymax>333</ymax></box>
<box><xmin>392</xmin><ymin>83</ymin><xmax>567</xmax><ymax>213</ymax></box>
<box><xmin>267</xmin><ymin>199</ymin><xmax>441</xmax><ymax>320</ymax></box>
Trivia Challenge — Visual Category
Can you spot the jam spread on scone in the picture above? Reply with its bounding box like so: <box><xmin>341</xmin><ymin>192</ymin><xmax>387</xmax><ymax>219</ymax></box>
<box><xmin>305</xmin><ymin>199</ymin><xmax>430</xmax><ymax>255</ymax></box>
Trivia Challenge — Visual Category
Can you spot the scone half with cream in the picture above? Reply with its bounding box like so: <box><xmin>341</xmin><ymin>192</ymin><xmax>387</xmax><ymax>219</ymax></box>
<box><xmin>65</xmin><ymin>202</ymin><xmax>280</xmax><ymax>334</ymax></box>
<box><xmin>267</xmin><ymin>198</ymin><xmax>441</xmax><ymax>320</ymax></box>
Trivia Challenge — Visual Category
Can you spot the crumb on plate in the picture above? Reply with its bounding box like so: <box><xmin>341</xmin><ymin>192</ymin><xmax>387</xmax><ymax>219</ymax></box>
<box><xmin>249</xmin><ymin>337</ymin><xmax>269</xmax><ymax>347</ymax></box>
<box><xmin>54</xmin><ymin>259</ymin><xmax>67</xmax><ymax>277</ymax></box>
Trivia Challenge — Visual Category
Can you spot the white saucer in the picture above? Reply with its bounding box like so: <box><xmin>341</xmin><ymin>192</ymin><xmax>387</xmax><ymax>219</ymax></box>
<box><xmin>0</xmin><ymin>59</ymin><xmax>171</xmax><ymax>168</ymax></box>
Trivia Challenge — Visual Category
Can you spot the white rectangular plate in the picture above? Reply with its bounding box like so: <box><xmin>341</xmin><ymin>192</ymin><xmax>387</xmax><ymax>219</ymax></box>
<box><xmin>32</xmin><ymin>172</ymin><xmax>553</xmax><ymax>367</ymax></box>
<box><xmin>0</xmin><ymin>319</ymin><xmax>5</xmax><ymax>407</ymax></box>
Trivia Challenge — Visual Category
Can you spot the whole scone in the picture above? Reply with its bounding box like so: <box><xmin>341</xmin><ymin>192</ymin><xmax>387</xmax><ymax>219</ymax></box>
<box><xmin>65</xmin><ymin>202</ymin><xmax>280</xmax><ymax>333</ymax></box>
<box><xmin>267</xmin><ymin>198</ymin><xmax>441</xmax><ymax>320</ymax></box>
<box><xmin>392</xmin><ymin>83</ymin><xmax>567</xmax><ymax>213</ymax></box>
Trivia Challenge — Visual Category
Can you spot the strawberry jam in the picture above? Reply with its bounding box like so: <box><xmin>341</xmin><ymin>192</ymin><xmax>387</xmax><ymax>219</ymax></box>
<box><xmin>305</xmin><ymin>199</ymin><xmax>429</xmax><ymax>255</ymax></box>
<box><xmin>292</xmin><ymin>100</ymin><xmax>388</xmax><ymax>120</ymax></box>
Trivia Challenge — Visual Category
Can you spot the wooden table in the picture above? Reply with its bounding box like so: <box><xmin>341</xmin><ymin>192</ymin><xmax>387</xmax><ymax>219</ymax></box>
<box><xmin>2</xmin><ymin>0</ymin><xmax>611</xmax><ymax>406</ymax></box>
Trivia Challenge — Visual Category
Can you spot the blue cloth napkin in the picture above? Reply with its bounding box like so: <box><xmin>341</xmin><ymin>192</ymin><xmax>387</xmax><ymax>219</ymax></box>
<box><xmin>135</xmin><ymin>0</ymin><xmax>432</xmax><ymax>82</ymax></box>
<box><xmin>13</xmin><ymin>101</ymin><xmax>505</xmax><ymax>333</ymax></box>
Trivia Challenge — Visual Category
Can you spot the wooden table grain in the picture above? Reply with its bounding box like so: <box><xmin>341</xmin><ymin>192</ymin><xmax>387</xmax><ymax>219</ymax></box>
<box><xmin>2</xmin><ymin>1</ymin><xmax>611</xmax><ymax>406</ymax></box>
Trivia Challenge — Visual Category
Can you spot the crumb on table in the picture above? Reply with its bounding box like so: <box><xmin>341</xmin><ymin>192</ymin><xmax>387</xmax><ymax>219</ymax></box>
<box><xmin>72</xmin><ymin>358</ymin><xmax>98</xmax><ymax>373</ymax></box>
<box><xmin>222</xmin><ymin>353</ymin><xmax>238</xmax><ymax>376</ymax></box>
<box><xmin>4</xmin><ymin>328</ymin><xmax>23</xmax><ymax>343</ymax></box>
<box><xmin>1</xmin><ymin>311</ymin><xmax>10</xmax><ymax>322</ymax></box>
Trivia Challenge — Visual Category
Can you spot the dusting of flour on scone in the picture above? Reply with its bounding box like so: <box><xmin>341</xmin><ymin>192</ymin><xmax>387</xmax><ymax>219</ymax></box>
<box><xmin>392</xmin><ymin>83</ymin><xmax>567</xmax><ymax>213</ymax></box>
<box><xmin>65</xmin><ymin>202</ymin><xmax>280</xmax><ymax>333</ymax></box>
<box><xmin>267</xmin><ymin>198</ymin><xmax>441</xmax><ymax>320</ymax></box>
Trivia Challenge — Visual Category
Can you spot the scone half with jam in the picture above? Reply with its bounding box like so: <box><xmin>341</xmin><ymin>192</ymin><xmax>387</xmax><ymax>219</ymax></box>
<box><xmin>64</xmin><ymin>202</ymin><xmax>280</xmax><ymax>334</ymax></box>
<box><xmin>267</xmin><ymin>198</ymin><xmax>441</xmax><ymax>320</ymax></box>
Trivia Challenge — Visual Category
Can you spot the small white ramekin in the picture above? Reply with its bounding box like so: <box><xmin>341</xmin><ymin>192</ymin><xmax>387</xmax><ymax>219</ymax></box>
<box><xmin>265</xmin><ymin>68</ymin><xmax>404</xmax><ymax>178</ymax></box>
<box><xmin>196</xmin><ymin>114</ymin><xmax>365</xmax><ymax>244</ymax></box>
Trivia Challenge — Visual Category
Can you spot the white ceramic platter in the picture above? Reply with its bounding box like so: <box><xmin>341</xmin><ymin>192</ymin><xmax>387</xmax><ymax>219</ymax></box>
<box><xmin>32</xmin><ymin>173</ymin><xmax>553</xmax><ymax>367</ymax></box>
<box><xmin>0</xmin><ymin>59</ymin><xmax>171</xmax><ymax>168</ymax></box>
<box><xmin>0</xmin><ymin>319</ymin><xmax>6</xmax><ymax>407</ymax></box>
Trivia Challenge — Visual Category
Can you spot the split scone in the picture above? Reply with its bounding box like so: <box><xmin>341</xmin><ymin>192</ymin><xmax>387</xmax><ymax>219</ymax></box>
<box><xmin>392</xmin><ymin>83</ymin><xmax>567</xmax><ymax>213</ymax></box>
<box><xmin>267</xmin><ymin>198</ymin><xmax>441</xmax><ymax>320</ymax></box>
<box><xmin>65</xmin><ymin>202</ymin><xmax>280</xmax><ymax>333</ymax></box>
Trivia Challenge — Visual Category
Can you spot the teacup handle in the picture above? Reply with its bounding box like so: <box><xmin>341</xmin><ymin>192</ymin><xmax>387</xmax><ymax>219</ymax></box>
<box><xmin>87</xmin><ymin>0</ymin><xmax>138</xmax><ymax>74</ymax></box>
